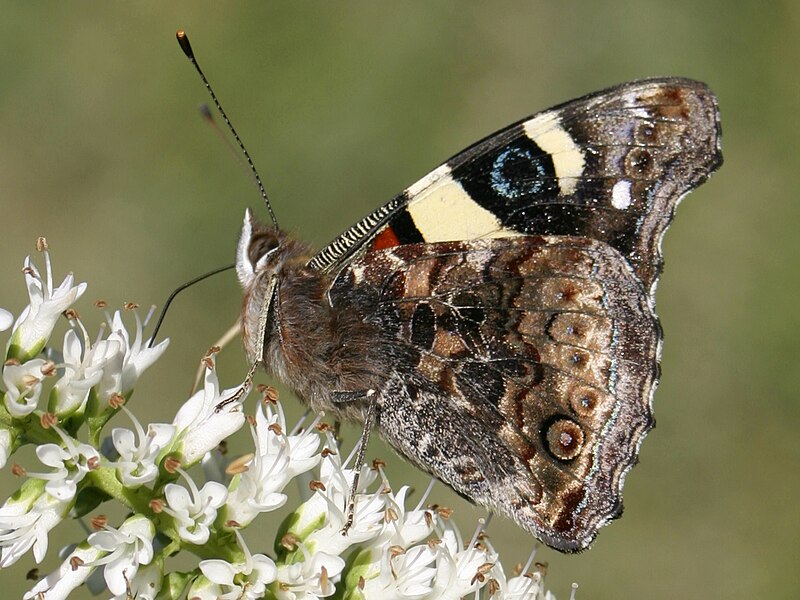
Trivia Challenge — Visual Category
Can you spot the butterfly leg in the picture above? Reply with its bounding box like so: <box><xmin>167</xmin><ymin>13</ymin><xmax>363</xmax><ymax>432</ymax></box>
<box><xmin>330</xmin><ymin>389</ymin><xmax>377</xmax><ymax>535</ymax></box>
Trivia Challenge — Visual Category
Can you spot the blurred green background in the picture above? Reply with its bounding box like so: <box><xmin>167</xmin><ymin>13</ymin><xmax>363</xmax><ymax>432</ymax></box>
<box><xmin>1</xmin><ymin>2</ymin><xmax>798</xmax><ymax>598</ymax></box>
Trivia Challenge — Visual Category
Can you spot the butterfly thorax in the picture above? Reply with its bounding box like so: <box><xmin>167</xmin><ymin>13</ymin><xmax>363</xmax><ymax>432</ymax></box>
<box><xmin>237</xmin><ymin>210</ymin><xmax>384</xmax><ymax>420</ymax></box>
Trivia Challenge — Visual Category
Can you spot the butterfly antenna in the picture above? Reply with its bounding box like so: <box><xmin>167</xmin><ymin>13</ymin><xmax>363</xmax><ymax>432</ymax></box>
<box><xmin>147</xmin><ymin>263</ymin><xmax>236</xmax><ymax>348</ymax></box>
<box><xmin>176</xmin><ymin>29</ymin><xmax>279</xmax><ymax>229</ymax></box>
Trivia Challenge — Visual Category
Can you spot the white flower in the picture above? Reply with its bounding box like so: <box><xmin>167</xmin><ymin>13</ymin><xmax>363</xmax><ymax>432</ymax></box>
<box><xmin>111</xmin><ymin>406</ymin><xmax>175</xmax><ymax>487</ymax></box>
<box><xmin>96</xmin><ymin>311</ymin><xmax>169</xmax><ymax>401</ymax></box>
<box><xmin>50</xmin><ymin>328</ymin><xmax>118</xmax><ymax>416</ymax></box>
<box><xmin>0</xmin><ymin>478</ymin><xmax>70</xmax><ymax>567</ymax></box>
<box><xmin>380</xmin><ymin>485</ymin><xmax>437</xmax><ymax>547</ymax></box>
<box><xmin>87</xmin><ymin>514</ymin><xmax>155</xmax><ymax>596</ymax></box>
<box><xmin>171</xmin><ymin>357</ymin><xmax>246</xmax><ymax>465</ymax></box>
<box><xmin>32</xmin><ymin>433</ymin><xmax>100</xmax><ymax>501</ymax></box>
<box><xmin>8</xmin><ymin>253</ymin><xmax>86</xmax><ymax>362</ymax></box>
<box><xmin>266</xmin><ymin>404</ymin><xmax>321</xmax><ymax>479</ymax></box>
<box><xmin>111</xmin><ymin>560</ymin><xmax>163</xmax><ymax>600</ymax></box>
<box><xmin>298</xmin><ymin>454</ymin><xmax>386</xmax><ymax>557</ymax></box>
<box><xmin>0</xmin><ymin>428</ymin><xmax>12</xmax><ymax>469</ymax></box>
<box><xmin>23</xmin><ymin>542</ymin><xmax>102</xmax><ymax>600</ymax></box>
<box><xmin>162</xmin><ymin>472</ymin><xmax>227</xmax><ymax>545</ymax></box>
<box><xmin>502</xmin><ymin>572</ymin><xmax>550</xmax><ymax>600</ymax></box>
<box><xmin>196</xmin><ymin>532</ymin><xmax>277</xmax><ymax>600</ymax></box>
<box><xmin>0</xmin><ymin>308</ymin><xmax>13</xmax><ymax>332</ymax></box>
<box><xmin>2</xmin><ymin>358</ymin><xmax>49</xmax><ymax>418</ymax></box>
<box><xmin>275</xmin><ymin>547</ymin><xmax>345</xmax><ymax>600</ymax></box>
<box><xmin>225</xmin><ymin>401</ymin><xmax>321</xmax><ymax>527</ymax></box>
<box><xmin>427</xmin><ymin>523</ymin><xmax>499</xmax><ymax>600</ymax></box>
<box><xmin>345</xmin><ymin>484</ymin><xmax>438</xmax><ymax>593</ymax></box>
<box><xmin>488</xmin><ymin>552</ymin><xmax>560</xmax><ymax>600</ymax></box>
<box><xmin>361</xmin><ymin>543</ymin><xmax>438</xmax><ymax>600</ymax></box>
<box><xmin>357</xmin><ymin>519</ymin><xmax>499</xmax><ymax>600</ymax></box>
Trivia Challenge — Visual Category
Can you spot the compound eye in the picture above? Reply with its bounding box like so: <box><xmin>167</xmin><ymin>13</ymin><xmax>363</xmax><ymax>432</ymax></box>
<box><xmin>248</xmin><ymin>233</ymin><xmax>279</xmax><ymax>267</ymax></box>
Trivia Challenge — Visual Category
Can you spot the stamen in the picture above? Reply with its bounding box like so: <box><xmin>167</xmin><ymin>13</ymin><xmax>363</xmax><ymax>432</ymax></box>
<box><xmin>460</xmin><ymin>518</ymin><xmax>487</xmax><ymax>568</ymax></box>
<box><xmin>288</xmin><ymin>408</ymin><xmax>312</xmax><ymax>436</ymax></box>
<box><xmin>521</xmin><ymin>543</ymin><xmax>539</xmax><ymax>577</ymax></box>
<box><xmin>119</xmin><ymin>404</ymin><xmax>147</xmax><ymax>443</ymax></box>
<box><xmin>143</xmin><ymin>304</ymin><xmax>157</xmax><ymax>328</ymax></box>
<box><xmin>414</xmin><ymin>477</ymin><xmax>437</xmax><ymax>512</ymax></box>
<box><xmin>39</xmin><ymin>238</ymin><xmax>53</xmax><ymax>295</ymax></box>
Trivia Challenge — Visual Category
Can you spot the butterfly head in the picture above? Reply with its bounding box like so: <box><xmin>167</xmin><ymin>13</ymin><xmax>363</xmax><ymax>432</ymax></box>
<box><xmin>236</xmin><ymin>208</ymin><xmax>288</xmax><ymax>365</ymax></box>
<box><xmin>236</xmin><ymin>208</ymin><xmax>318</xmax><ymax>369</ymax></box>
<box><xmin>236</xmin><ymin>208</ymin><xmax>289</xmax><ymax>288</ymax></box>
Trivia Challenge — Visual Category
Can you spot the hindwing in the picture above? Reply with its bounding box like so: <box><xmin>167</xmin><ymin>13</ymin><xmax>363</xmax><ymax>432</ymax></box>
<box><xmin>329</xmin><ymin>237</ymin><xmax>659</xmax><ymax>550</ymax></box>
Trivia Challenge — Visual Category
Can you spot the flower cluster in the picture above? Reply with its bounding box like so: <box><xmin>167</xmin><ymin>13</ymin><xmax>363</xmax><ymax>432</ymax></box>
<box><xmin>0</xmin><ymin>241</ymin><xmax>565</xmax><ymax>599</ymax></box>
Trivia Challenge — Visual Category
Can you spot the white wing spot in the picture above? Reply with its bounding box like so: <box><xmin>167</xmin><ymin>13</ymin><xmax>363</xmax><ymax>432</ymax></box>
<box><xmin>611</xmin><ymin>180</ymin><xmax>633</xmax><ymax>210</ymax></box>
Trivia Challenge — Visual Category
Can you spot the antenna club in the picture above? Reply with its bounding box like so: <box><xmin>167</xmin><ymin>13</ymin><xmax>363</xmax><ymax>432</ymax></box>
<box><xmin>176</xmin><ymin>29</ymin><xmax>195</xmax><ymax>59</ymax></box>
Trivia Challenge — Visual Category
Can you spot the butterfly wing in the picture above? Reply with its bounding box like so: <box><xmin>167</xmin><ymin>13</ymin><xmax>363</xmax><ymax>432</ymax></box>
<box><xmin>314</xmin><ymin>78</ymin><xmax>721</xmax><ymax>551</ymax></box>
<box><xmin>329</xmin><ymin>235</ymin><xmax>659</xmax><ymax>551</ymax></box>
<box><xmin>310</xmin><ymin>77</ymin><xmax>722</xmax><ymax>299</ymax></box>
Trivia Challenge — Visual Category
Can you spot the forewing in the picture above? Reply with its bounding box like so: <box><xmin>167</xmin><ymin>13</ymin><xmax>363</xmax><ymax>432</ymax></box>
<box><xmin>310</xmin><ymin>78</ymin><xmax>721</xmax><ymax>299</ymax></box>
<box><xmin>330</xmin><ymin>237</ymin><xmax>659</xmax><ymax>551</ymax></box>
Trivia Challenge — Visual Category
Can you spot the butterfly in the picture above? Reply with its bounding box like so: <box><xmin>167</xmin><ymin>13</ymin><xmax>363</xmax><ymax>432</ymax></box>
<box><xmin>234</xmin><ymin>78</ymin><xmax>722</xmax><ymax>552</ymax></box>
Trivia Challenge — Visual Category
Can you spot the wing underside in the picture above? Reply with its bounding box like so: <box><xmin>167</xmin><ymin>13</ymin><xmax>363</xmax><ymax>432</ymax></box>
<box><xmin>330</xmin><ymin>236</ymin><xmax>660</xmax><ymax>550</ymax></box>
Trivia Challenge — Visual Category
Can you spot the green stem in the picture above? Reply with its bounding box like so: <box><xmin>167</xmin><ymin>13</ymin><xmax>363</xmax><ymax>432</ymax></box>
<box><xmin>87</xmin><ymin>467</ymin><xmax>153</xmax><ymax>514</ymax></box>
<box><xmin>166</xmin><ymin>524</ymin><xmax>244</xmax><ymax>563</ymax></box>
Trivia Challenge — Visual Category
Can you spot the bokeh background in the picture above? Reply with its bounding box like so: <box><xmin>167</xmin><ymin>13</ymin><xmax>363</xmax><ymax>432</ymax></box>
<box><xmin>1</xmin><ymin>3</ymin><xmax>798</xmax><ymax>598</ymax></box>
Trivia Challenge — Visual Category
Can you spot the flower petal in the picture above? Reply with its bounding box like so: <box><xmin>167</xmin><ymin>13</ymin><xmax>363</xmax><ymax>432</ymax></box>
<box><xmin>199</xmin><ymin>559</ymin><xmax>237</xmax><ymax>586</ymax></box>
<box><xmin>0</xmin><ymin>308</ymin><xmax>13</xmax><ymax>332</ymax></box>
